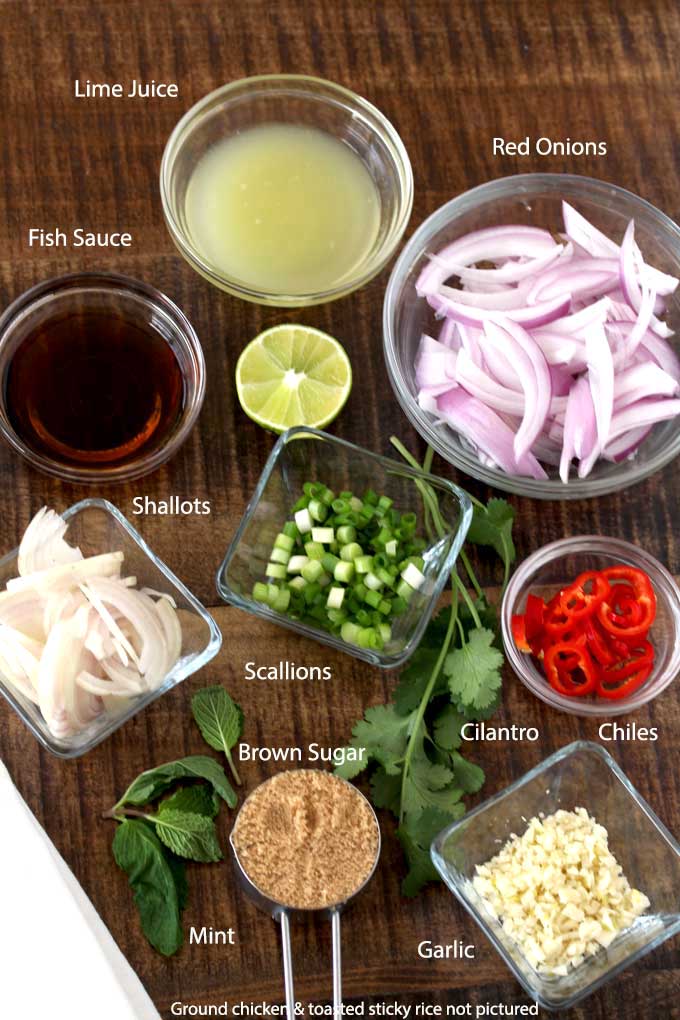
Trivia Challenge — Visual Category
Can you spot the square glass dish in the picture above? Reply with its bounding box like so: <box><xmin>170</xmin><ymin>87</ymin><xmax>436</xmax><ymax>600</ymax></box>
<box><xmin>217</xmin><ymin>427</ymin><xmax>472</xmax><ymax>667</ymax></box>
<box><xmin>0</xmin><ymin>498</ymin><xmax>222</xmax><ymax>758</ymax></box>
<box><xmin>431</xmin><ymin>741</ymin><xmax>680</xmax><ymax>1011</ymax></box>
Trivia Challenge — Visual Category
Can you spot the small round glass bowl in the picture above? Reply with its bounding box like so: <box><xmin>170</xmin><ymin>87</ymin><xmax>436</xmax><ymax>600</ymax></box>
<box><xmin>501</xmin><ymin>535</ymin><xmax>680</xmax><ymax>717</ymax></box>
<box><xmin>383</xmin><ymin>173</ymin><xmax>680</xmax><ymax>499</ymax></box>
<box><xmin>0</xmin><ymin>272</ymin><xmax>205</xmax><ymax>484</ymax></box>
<box><xmin>160</xmin><ymin>74</ymin><xmax>413</xmax><ymax>307</ymax></box>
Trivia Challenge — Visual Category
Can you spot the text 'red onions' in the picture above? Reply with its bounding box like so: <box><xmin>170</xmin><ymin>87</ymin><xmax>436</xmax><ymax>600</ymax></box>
<box><xmin>414</xmin><ymin>204</ymin><xmax>680</xmax><ymax>481</ymax></box>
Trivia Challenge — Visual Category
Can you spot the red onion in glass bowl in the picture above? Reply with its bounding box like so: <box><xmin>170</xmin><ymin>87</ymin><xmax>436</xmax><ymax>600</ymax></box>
<box><xmin>383</xmin><ymin>173</ymin><xmax>680</xmax><ymax>499</ymax></box>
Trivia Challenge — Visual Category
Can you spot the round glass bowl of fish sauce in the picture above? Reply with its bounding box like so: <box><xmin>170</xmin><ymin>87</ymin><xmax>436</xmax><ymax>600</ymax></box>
<box><xmin>0</xmin><ymin>272</ymin><xmax>205</xmax><ymax>483</ymax></box>
<box><xmin>160</xmin><ymin>74</ymin><xmax>413</xmax><ymax>307</ymax></box>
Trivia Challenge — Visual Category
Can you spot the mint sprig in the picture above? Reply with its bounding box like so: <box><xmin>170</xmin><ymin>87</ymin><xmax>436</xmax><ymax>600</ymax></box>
<box><xmin>105</xmin><ymin>685</ymin><xmax>244</xmax><ymax>955</ymax></box>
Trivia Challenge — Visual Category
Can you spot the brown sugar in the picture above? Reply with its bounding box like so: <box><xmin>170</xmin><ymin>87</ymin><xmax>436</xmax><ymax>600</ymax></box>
<box><xmin>231</xmin><ymin>769</ymin><xmax>380</xmax><ymax>909</ymax></box>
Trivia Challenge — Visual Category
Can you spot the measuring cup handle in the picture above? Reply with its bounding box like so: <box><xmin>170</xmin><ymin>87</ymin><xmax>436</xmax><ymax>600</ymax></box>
<box><xmin>279</xmin><ymin>911</ymin><xmax>296</xmax><ymax>1020</ymax></box>
<box><xmin>331</xmin><ymin>909</ymin><xmax>342</xmax><ymax>1016</ymax></box>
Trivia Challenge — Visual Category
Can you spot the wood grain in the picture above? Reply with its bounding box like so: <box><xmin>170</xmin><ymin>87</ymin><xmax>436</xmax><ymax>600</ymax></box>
<box><xmin>0</xmin><ymin>1</ymin><xmax>679</xmax><ymax>1018</ymax></box>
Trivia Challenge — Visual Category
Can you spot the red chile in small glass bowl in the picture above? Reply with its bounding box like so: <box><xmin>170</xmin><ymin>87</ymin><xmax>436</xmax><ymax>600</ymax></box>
<box><xmin>500</xmin><ymin>535</ymin><xmax>680</xmax><ymax>717</ymax></box>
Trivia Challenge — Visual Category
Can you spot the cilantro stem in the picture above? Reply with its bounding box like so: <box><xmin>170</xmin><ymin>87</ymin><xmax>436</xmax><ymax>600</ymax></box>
<box><xmin>459</xmin><ymin>549</ymin><xmax>484</xmax><ymax>602</ymax></box>
<box><xmin>398</xmin><ymin>594</ymin><xmax>459</xmax><ymax>824</ymax></box>
<box><xmin>454</xmin><ymin>572</ymin><xmax>482</xmax><ymax>629</ymax></box>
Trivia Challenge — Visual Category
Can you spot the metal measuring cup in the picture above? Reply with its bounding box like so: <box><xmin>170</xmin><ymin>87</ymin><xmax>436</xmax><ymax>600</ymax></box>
<box><xmin>230</xmin><ymin>774</ymin><xmax>381</xmax><ymax>1019</ymax></box>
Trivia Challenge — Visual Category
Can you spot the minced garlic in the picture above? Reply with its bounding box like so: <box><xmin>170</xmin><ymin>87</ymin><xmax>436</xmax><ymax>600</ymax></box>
<box><xmin>472</xmin><ymin>807</ymin><xmax>650</xmax><ymax>975</ymax></box>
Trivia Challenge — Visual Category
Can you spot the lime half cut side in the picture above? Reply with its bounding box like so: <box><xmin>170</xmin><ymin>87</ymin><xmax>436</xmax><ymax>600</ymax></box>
<box><xmin>235</xmin><ymin>324</ymin><xmax>353</xmax><ymax>432</ymax></box>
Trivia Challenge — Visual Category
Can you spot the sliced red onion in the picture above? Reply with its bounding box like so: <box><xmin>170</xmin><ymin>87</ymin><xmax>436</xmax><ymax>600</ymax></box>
<box><xmin>439</xmin><ymin>282</ymin><xmax>530</xmax><ymax>310</ymax></box>
<box><xmin>549</xmin><ymin>296</ymin><xmax>611</xmax><ymax>335</ymax></box>
<box><xmin>414</xmin><ymin>205</ymin><xmax>680</xmax><ymax>483</ymax></box>
<box><xmin>526</xmin><ymin>258</ymin><xmax>619</xmax><ymax>305</ymax></box>
<box><xmin>640</xmin><ymin>332</ymin><xmax>680</xmax><ymax>382</ymax></box>
<box><xmin>620</xmin><ymin>221</ymin><xmax>673</xmax><ymax>339</ymax></box>
<box><xmin>613</xmin><ymin>361</ymin><xmax>679</xmax><ymax>409</ymax></box>
<box><xmin>607</xmin><ymin>398</ymin><xmax>680</xmax><ymax>444</ymax></box>
<box><xmin>415</xmin><ymin>334</ymin><xmax>458</xmax><ymax>394</ymax></box>
<box><xmin>416</xmin><ymin>226</ymin><xmax>558</xmax><ymax>296</ymax></box>
<box><xmin>438</xmin><ymin>318</ymin><xmax>461</xmax><ymax>350</ymax></box>
<box><xmin>458</xmin><ymin>324</ymin><xmax>485</xmax><ymax>367</ymax></box>
<box><xmin>603</xmin><ymin>425</ymin><xmax>652</xmax><ymax>462</ymax></box>
<box><xmin>436</xmin><ymin>388</ymin><xmax>548</xmax><ymax>479</ymax></box>
<box><xmin>559</xmin><ymin>377</ymin><xmax>597</xmax><ymax>482</ymax></box>
<box><xmin>485</xmin><ymin>319</ymin><xmax>552</xmax><ymax>460</ymax></box>
<box><xmin>564</xmin><ymin>201</ymin><xmax>678</xmax><ymax>296</ymax></box>
<box><xmin>562</xmin><ymin>201</ymin><xmax>618</xmax><ymax>259</ymax></box>
<box><xmin>585</xmin><ymin>324</ymin><xmax>614</xmax><ymax>446</ymax></box>
<box><xmin>452</xmin><ymin>243</ymin><xmax>571</xmax><ymax>286</ymax></box>
<box><xmin>427</xmin><ymin>291</ymin><xmax>571</xmax><ymax>330</ymax></box>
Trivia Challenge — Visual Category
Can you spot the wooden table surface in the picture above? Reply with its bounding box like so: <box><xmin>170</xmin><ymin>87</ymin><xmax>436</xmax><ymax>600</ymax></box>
<box><xmin>1</xmin><ymin>1</ymin><xmax>680</xmax><ymax>1018</ymax></box>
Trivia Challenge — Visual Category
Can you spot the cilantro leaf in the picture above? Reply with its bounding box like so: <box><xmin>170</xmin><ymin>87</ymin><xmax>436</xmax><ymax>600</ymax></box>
<box><xmin>191</xmin><ymin>686</ymin><xmax>244</xmax><ymax>785</ymax></box>
<box><xmin>445</xmin><ymin>628</ymin><xmax>504</xmax><ymax>713</ymax></box>
<box><xmin>466</xmin><ymin>498</ymin><xmax>516</xmax><ymax>575</ymax></box>
<box><xmin>112</xmin><ymin>820</ymin><xmax>184</xmax><ymax>956</ymax></box>
<box><xmin>151</xmin><ymin>808</ymin><xmax>223</xmax><ymax>863</ymax></box>
<box><xmin>401</xmin><ymin>736</ymin><xmax>464</xmax><ymax>822</ymax></box>
<box><xmin>397</xmin><ymin>806</ymin><xmax>458</xmax><ymax>896</ymax></box>
<box><xmin>345</xmin><ymin>704</ymin><xmax>410</xmax><ymax>775</ymax></box>
<box><xmin>432</xmin><ymin>704</ymin><xmax>466</xmax><ymax>751</ymax></box>
<box><xmin>333</xmin><ymin>750</ymin><xmax>370</xmax><ymax>780</ymax></box>
<box><xmin>370</xmin><ymin>768</ymin><xmax>402</xmax><ymax>815</ymax></box>
<box><xmin>450</xmin><ymin>751</ymin><xmax>485</xmax><ymax>794</ymax></box>
<box><xmin>396</xmin><ymin>823</ymin><xmax>441</xmax><ymax>896</ymax></box>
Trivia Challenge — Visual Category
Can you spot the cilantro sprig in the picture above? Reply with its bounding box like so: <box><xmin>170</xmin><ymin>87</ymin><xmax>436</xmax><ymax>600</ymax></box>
<box><xmin>335</xmin><ymin>439</ymin><xmax>514</xmax><ymax>896</ymax></box>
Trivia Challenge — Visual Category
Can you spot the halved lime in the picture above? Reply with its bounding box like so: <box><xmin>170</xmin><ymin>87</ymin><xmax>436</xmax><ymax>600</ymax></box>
<box><xmin>235</xmin><ymin>324</ymin><xmax>352</xmax><ymax>432</ymax></box>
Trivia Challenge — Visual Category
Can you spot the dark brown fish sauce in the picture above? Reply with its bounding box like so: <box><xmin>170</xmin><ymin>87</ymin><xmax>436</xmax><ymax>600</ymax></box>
<box><xmin>5</xmin><ymin>307</ymin><xmax>185</xmax><ymax>469</ymax></box>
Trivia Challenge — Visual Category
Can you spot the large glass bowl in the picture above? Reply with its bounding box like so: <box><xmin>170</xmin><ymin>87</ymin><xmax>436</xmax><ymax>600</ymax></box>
<box><xmin>431</xmin><ymin>741</ymin><xmax>680</xmax><ymax>1011</ymax></box>
<box><xmin>500</xmin><ymin>535</ymin><xmax>680</xmax><ymax>717</ymax></box>
<box><xmin>0</xmin><ymin>499</ymin><xmax>222</xmax><ymax>757</ymax></box>
<box><xmin>161</xmin><ymin>74</ymin><xmax>413</xmax><ymax>307</ymax></box>
<box><xmin>383</xmin><ymin>173</ymin><xmax>680</xmax><ymax>499</ymax></box>
<box><xmin>216</xmin><ymin>427</ymin><xmax>471</xmax><ymax>667</ymax></box>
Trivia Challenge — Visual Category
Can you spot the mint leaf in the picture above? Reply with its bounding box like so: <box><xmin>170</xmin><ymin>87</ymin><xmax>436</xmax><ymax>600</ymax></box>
<box><xmin>112</xmin><ymin>820</ymin><xmax>183</xmax><ymax>956</ymax></box>
<box><xmin>166</xmin><ymin>852</ymin><xmax>189</xmax><ymax>912</ymax></box>
<box><xmin>116</xmin><ymin>756</ymin><xmax>237</xmax><ymax>810</ymax></box>
<box><xmin>450</xmin><ymin>751</ymin><xmax>485</xmax><ymax>794</ymax></box>
<box><xmin>191</xmin><ymin>687</ymin><xmax>243</xmax><ymax>785</ymax></box>
<box><xmin>161</xmin><ymin>784</ymin><xmax>219</xmax><ymax>819</ymax></box>
<box><xmin>151</xmin><ymin>808</ymin><xmax>223</xmax><ymax>863</ymax></box>
<box><xmin>432</xmin><ymin>705</ymin><xmax>466</xmax><ymax>751</ymax></box>
<box><xmin>445</xmin><ymin>628</ymin><xmax>504</xmax><ymax>713</ymax></box>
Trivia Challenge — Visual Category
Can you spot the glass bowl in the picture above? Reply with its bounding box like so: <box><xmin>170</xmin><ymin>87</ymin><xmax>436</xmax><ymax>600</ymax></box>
<box><xmin>431</xmin><ymin>740</ymin><xmax>680</xmax><ymax>1011</ymax></box>
<box><xmin>216</xmin><ymin>427</ymin><xmax>471</xmax><ymax>667</ymax></box>
<box><xmin>0</xmin><ymin>499</ymin><xmax>221</xmax><ymax>757</ymax></box>
<box><xmin>160</xmin><ymin>74</ymin><xmax>413</xmax><ymax>307</ymax></box>
<box><xmin>0</xmin><ymin>273</ymin><xmax>205</xmax><ymax>484</ymax></box>
<box><xmin>500</xmin><ymin>535</ymin><xmax>680</xmax><ymax>717</ymax></box>
<box><xmin>383</xmin><ymin>173</ymin><xmax>680</xmax><ymax>499</ymax></box>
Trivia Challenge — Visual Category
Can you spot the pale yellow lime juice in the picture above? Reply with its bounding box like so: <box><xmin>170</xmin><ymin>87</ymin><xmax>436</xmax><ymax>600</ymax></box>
<box><xmin>185</xmin><ymin>123</ymin><xmax>381</xmax><ymax>295</ymax></box>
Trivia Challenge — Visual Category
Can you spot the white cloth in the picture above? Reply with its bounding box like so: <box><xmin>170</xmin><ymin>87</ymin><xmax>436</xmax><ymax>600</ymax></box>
<box><xmin>0</xmin><ymin>759</ymin><xmax>160</xmax><ymax>1020</ymax></box>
